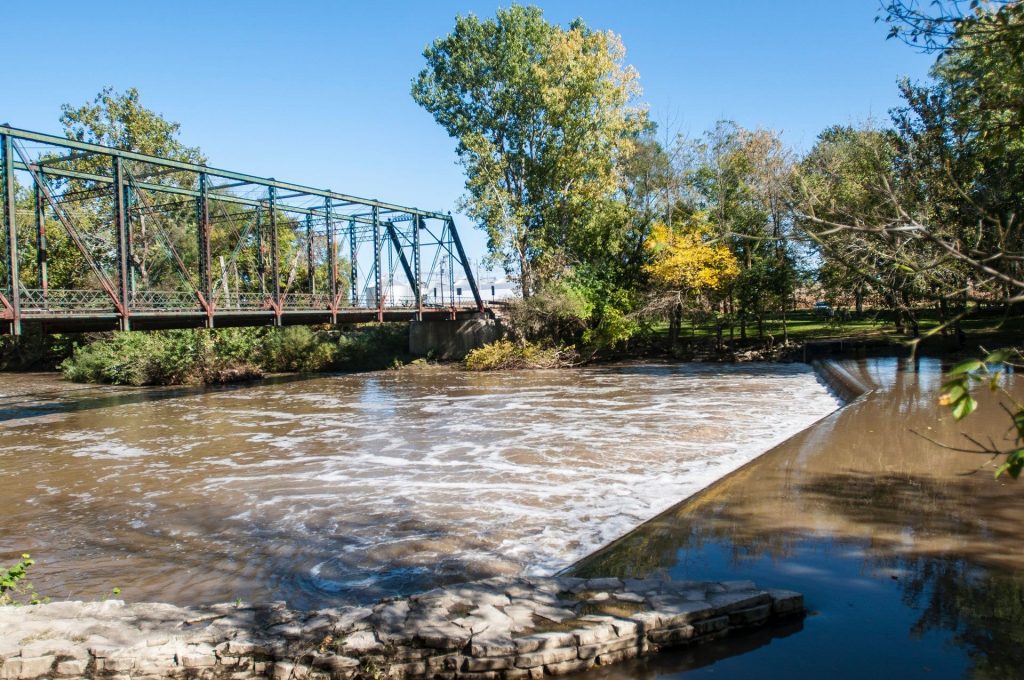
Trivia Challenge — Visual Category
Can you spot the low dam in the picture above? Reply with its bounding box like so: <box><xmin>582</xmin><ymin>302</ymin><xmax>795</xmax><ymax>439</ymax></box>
<box><xmin>0</xmin><ymin>364</ymin><xmax>838</xmax><ymax>612</ymax></box>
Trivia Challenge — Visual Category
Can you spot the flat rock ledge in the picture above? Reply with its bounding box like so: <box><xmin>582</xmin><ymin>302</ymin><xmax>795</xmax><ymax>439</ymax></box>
<box><xmin>0</xmin><ymin>576</ymin><xmax>802</xmax><ymax>679</ymax></box>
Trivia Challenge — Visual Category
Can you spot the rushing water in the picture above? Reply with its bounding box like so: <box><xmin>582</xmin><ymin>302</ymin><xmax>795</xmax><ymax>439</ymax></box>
<box><xmin>0</xmin><ymin>363</ymin><xmax>838</xmax><ymax>609</ymax></box>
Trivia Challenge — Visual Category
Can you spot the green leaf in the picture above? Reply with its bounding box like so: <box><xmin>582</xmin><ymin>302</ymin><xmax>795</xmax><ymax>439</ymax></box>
<box><xmin>948</xmin><ymin>359</ymin><xmax>984</xmax><ymax>376</ymax></box>
<box><xmin>988</xmin><ymin>369</ymin><xmax>1004</xmax><ymax>391</ymax></box>
<box><xmin>942</xmin><ymin>383</ymin><xmax>966</xmax><ymax>403</ymax></box>
<box><xmin>1012</xmin><ymin>409</ymin><xmax>1024</xmax><ymax>437</ymax></box>
<box><xmin>984</xmin><ymin>349</ymin><xmax>1012</xmax><ymax>365</ymax></box>
<box><xmin>996</xmin><ymin>449</ymin><xmax>1024</xmax><ymax>479</ymax></box>
<box><xmin>951</xmin><ymin>395</ymin><xmax>978</xmax><ymax>420</ymax></box>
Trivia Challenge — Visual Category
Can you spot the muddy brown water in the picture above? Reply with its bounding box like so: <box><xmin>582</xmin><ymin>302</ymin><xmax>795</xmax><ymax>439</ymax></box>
<box><xmin>0</xmin><ymin>363</ymin><xmax>838</xmax><ymax>610</ymax></box>
<box><xmin>569</xmin><ymin>357</ymin><xmax>1024</xmax><ymax>679</ymax></box>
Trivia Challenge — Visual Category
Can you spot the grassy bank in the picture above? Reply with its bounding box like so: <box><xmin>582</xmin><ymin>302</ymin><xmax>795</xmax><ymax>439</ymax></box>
<box><xmin>632</xmin><ymin>308</ymin><xmax>1024</xmax><ymax>359</ymax></box>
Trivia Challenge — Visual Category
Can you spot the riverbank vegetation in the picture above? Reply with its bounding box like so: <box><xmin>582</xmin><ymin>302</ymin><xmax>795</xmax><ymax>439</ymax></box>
<box><xmin>417</xmin><ymin>2</ymin><xmax>1022</xmax><ymax>369</ymax></box>
<box><xmin>463</xmin><ymin>339</ymin><xmax>574</xmax><ymax>371</ymax></box>
<box><xmin>54</xmin><ymin>323</ymin><xmax>411</xmax><ymax>386</ymax></box>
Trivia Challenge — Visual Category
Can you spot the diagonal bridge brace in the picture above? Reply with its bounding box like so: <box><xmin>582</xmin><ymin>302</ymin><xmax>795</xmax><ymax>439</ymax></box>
<box><xmin>384</xmin><ymin>221</ymin><xmax>419</xmax><ymax>303</ymax></box>
<box><xmin>12</xmin><ymin>139</ymin><xmax>126</xmax><ymax>316</ymax></box>
<box><xmin>124</xmin><ymin>170</ymin><xmax>213</xmax><ymax>317</ymax></box>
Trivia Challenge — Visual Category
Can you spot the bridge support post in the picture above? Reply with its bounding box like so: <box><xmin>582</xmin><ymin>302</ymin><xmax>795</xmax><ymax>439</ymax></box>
<box><xmin>326</xmin><ymin>199</ymin><xmax>337</xmax><ymax>323</ymax></box>
<box><xmin>1</xmin><ymin>135</ymin><xmax>22</xmax><ymax>335</ymax></box>
<box><xmin>255</xmin><ymin>207</ymin><xmax>265</xmax><ymax>294</ymax></box>
<box><xmin>113</xmin><ymin>157</ymin><xmax>132</xmax><ymax>331</ymax></box>
<box><xmin>269</xmin><ymin>187</ymin><xmax>282</xmax><ymax>326</ymax></box>
<box><xmin>34</xmin><ymin>175</ymin><xmax>47</xmax><ymax>295</ymax></box>
<box><xmin>448</xmin><ymin>216</ymin><xmax>484</xmax><ymax>313</ymax></box>
<box><xmin>305</xmin><ymin>213</ymin><xmax>314</xmax><ymax>295</ymax></box>
<box><xmin>373</xmin><ymin>207</ymin><xmax>383</xmax><ymax>322</ymax></box>
<box><xmin>413</xmin><ymin>215</ymin><xmax>423</xmax><ymax>321</ymax></box>
<box><xmin>198</xmin><ymin>173</ymin><xmax>213</xmax><ymax>328</ymax></box>
<box><xmin>348</xmin><ymin>218</ymin><xmax>358</xmax><ymax>307</ymax></box>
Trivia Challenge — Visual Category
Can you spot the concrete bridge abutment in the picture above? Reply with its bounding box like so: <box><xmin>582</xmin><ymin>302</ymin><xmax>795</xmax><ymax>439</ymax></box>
<box><xmin>409</xmin><ymin>315</ymin><xmax>502</xmax><ymax>360</ymax></box>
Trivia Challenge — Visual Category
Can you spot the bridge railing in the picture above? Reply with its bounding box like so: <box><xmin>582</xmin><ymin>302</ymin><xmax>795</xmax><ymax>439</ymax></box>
<box><xmin>130</xmin><ymin>290</ymin><xmax>203</xmax><ymax>312</ymax></box>
<box><xmin>21</xmin><ymin>289</ymin><xmax>116</xmax><ymax>315</ymax></box>
<box><xmin>16</xmin><ymin>287</ymin><xmax>484</xmax><ymax>318</ymax></box>
<box><xmin>281</xmin><ymin>293</ymin><xmax>333</xmax><ymax>310</ymax></box>
<box><xmin>213</xmin><ymin>292</ymin><xmax>275</xmax><ymax>311</ymax></box>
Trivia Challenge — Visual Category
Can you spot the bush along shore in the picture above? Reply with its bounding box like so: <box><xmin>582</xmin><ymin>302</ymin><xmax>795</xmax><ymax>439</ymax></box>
<box><xmin>0</xmin><ymin>324</ymin><xmax>413</xmax><ymax>387</ymax></box>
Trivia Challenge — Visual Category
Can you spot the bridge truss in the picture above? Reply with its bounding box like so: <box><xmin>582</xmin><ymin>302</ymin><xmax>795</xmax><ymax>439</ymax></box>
<box><xmin>0</xmin><ymin>125</ymin><xmax>484</xmax><ymax>335</ymax></box>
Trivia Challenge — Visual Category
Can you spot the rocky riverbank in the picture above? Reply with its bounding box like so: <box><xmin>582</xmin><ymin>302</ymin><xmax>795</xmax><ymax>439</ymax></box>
<box><xmin>0</xmin><ymin>576</ymin><xmax>802</xmax><ymax>679</ymax></box>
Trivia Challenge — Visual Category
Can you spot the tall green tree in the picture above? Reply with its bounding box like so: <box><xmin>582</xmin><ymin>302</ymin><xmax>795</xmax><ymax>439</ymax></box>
<box><xmin>60</xmin><ymin>86</ymin><xmax>204</xmax><ymax>165</ymax></box>
<box><xmin>412</xmin><ymin>6</ymin><xmax>646</xmax><ymax>297</ymax></box>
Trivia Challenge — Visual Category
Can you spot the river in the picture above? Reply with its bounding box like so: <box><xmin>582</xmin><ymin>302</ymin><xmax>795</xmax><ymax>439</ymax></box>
<box><xmin>568</xmin><ymin>357</ymin><xmax>1024</xmax><ymax>679</ymax></box>
<box><xmin>0</xmin><ymin>363</ymin><xmax>838</xmax><ymax>610</ymax></box>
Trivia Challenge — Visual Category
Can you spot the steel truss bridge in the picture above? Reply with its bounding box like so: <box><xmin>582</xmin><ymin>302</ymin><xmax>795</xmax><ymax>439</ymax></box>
<box><xmin>0</xmin><ymin>125</ymin><xmax>486</xmax><ymax>335</ymax></box>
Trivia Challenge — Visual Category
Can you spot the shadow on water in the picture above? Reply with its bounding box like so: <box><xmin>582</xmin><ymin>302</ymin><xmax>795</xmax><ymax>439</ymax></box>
<box><xmin>6</xmin><ymin>489</ymin><xmax>522</xmax><ymax>610</ymax></box>
<box><xmin>579</xmin><ymin>618</ymin><xmax>806</xmax><ymax>680</ymax></box>
<box><xmin>0</xmin><ymin>372</ymin><xmax>336</xmax><ymax>423</ymax></box>
<box><xmin>567</xmin><ymin>358</ymin><xmax>1024</xmax><ymax>679</ymax></box>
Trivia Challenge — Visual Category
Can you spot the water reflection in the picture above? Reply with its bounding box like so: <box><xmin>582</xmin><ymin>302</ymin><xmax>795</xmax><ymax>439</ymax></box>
<box><xmin>569</xmin><ymin>358</ymin><xmax>1024</xmax><ymax>679</ymax></box>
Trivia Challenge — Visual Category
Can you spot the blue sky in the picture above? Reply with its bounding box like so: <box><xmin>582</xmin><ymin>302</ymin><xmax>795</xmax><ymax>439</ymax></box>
<box><xmin>1</xmin><ymin>1</ymin><xmax>936</xmax><ymax>262</ymax></box>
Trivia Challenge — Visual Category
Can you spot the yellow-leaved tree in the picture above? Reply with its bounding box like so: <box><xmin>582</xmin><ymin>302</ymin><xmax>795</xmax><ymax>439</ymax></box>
<box><xmin>644</xmin><ymin>212</ymin><xmax>739</xmax><ymax>350</ymax></box>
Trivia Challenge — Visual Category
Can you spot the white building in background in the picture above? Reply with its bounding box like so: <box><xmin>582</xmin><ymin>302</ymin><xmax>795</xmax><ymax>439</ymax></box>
<box><xmin>363</xmin><ymin>282</ymin><xmax>416</xmax><ymax>307</ymax></box>
<box><xmin>365</xmin><ymin>276</ymin><xmax>519</xmax><ymax>307</ymax></box>
<box><xmin>475</xmin><ymin>275</ymin><xmax>518</xmax><ymax>302</ymax></box>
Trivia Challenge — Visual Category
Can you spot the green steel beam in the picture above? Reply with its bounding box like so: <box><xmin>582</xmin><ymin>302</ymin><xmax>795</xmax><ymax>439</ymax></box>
<box><xmin>113</xmin><ymin>157</ymin><xmax>131</xmax><ymax>330</ymax></box>
<box><xmin>11</xmin><ymin>160</ymin><xmax>379</xmax><ymax>226</ymax></box>
<box><xmin>0</xmin><ymin>125</ymin><xmax>448</xmax><ymax>220</ymax></box>
<box><xmin>384</xmin><ymin>220</ymin><xmax>419</xmax><ymax>301</ymax></box>
<box><xmin>2</xmin><ymin>135</ymin><xmax>21</xmax><ymax>334</ymax></box>
<box><xmin>269</xmin><ymin>186</ymin><xmax>281</xmax><ymax>322</ymax></box>
<box><xmin>448</xmin><ymin>216</ymin><xmax>484</xmax><ymax>312</ymax></box>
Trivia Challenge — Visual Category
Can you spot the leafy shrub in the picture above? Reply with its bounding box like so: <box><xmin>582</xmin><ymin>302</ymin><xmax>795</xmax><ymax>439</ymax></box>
<box><xmin>61</xmin><ymin>332</ymin><xmax>164</xmax><ymax>385</ymax></box>
<box><xmin>61</xmin><ymin>329</ymin><xmax>262</xmax><ymax>386</ymax></box>
<box><xmin>59</xmin><ymin>323</ymin><xmax>413</xmax><ymax>385</ymax></box>
<box><xmin>505</xmin><ymin>280</ymin><xmax>593</xmax><ymax>344</ymax></box>
<box><xmin>0</xmin><ymin>330</ymin><xmax>78</xmax><ymax>371</ymax></box>
<box><xmin>0</xmin><ymin>554</ymin><xmax>45</xmax><ymax>606</ymax></box>
<box><xmin>463</xmin><ymin>339</ymin><xmax>573</xmax><ymax>370</ymax></box>
<box><xmin>261</xmin><ymin>326</ymin><xmax>336</xmax><ymax>373</ymax></box>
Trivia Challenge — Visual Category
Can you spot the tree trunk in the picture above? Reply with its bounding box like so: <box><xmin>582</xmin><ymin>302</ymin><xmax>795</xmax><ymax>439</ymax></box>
<box><xmin>902</xmin><ymin>289</ymin><xmax>919</xmax><ymax>338</ymax></box>
<box><xmin>890</xmin><ymin>290</ymin><xmax>905</xmax><ymax>334</ymax></box>
<box><xmin>668</xmin><ymin>302</ymin><xmax>682</xmax><ymax>355</ymax></box>
<box><xmin>518</xmin><ymin>246</ymin><xmax>532</xmax><ymax>299</ymax></box>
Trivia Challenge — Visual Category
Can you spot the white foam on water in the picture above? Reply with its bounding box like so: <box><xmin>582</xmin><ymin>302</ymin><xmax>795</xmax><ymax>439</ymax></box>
<box><xmin>3</xmin><ymin>363</ymin><xmax>840</xmax><ymax>605</ymax></box>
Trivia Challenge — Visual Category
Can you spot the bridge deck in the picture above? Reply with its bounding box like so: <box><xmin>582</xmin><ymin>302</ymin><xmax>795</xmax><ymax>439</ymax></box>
<box><xmin>2</xmin><ymin>288</ymin><xmax>483</xmax><ymax>333</ymax></box>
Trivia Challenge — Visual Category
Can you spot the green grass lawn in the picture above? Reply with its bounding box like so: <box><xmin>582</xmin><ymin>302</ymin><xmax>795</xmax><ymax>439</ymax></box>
<box><xmin>649</xmin><ymin>308</ymin><xmax>1024</xmax><ymax>348</ymax></box>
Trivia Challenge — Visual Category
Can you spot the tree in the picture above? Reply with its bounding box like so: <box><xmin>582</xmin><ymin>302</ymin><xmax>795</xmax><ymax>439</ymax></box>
<box><xmin>681</xmin><ymin>122</ymin><xmax>799</xmax><ymax>342</ymax></box>
<box><xmin>412</xmin><ymin>6</ymin><xmax>646</xmax><ymax>297</ymax></box>
<box><xmin>797</xmin><ymin>3</ymin><xmax>1024</xmax><ymax>327</ymax></box>
<box><xmin>45</xmin><ymin>87</ymin><xmax>207</xmax><ymax>291</ymax></box>
<box><xmin>643</xmin><ymin>212</ymin><xmax>739</xmax><ymax>350</ymax></box>
<box><xmin>60</xmin><ymin>87</ymin><xmax>204</xmax><ymax>164</ymax></box>
<box><xmin>797</xmin><ymin>125</ymin><xmax>934</xmax><ymax>333</ymax></box>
